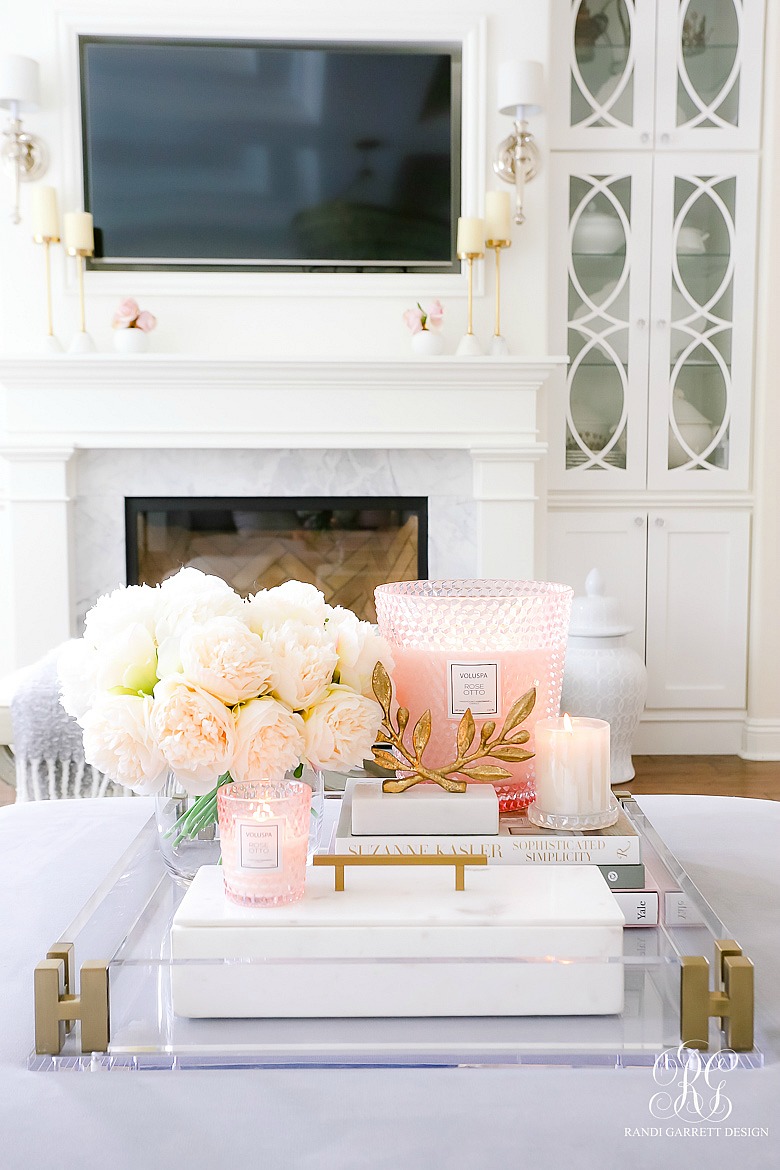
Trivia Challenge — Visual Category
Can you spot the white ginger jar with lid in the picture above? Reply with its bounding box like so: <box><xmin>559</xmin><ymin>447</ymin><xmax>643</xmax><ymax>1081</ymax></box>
<box><xmin>560</xmin><ymin>568</ymin><xmax>648</xmax><ymax>783</ymax></box>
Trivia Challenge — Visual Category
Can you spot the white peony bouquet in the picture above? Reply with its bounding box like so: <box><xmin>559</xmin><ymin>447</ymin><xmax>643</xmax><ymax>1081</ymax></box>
<box><xmin>59</xmin><ymin>569</ymin><xmax>394</xmax><ymax>807</ymax></box>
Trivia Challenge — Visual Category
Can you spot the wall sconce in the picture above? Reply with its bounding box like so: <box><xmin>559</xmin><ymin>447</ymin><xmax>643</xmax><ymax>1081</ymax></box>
<box><xmin>0</xmin><ymin>54</ymin><xmax>48</xmax><ymax>225</ymax></box>
<box><xmin>494</xmin><ymin>60</ymin><xmax>544</xmax><ymax>227</ymax></box>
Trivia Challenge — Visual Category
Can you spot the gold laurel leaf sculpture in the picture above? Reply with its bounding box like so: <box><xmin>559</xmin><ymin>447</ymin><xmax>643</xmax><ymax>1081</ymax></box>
<box><xmin>370</xmin><ymin>661</ymin><xmax>536</xmax><ymax>794</ymax></box>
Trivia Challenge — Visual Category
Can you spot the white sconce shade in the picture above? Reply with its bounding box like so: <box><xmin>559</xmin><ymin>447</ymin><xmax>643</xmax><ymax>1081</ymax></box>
<box><xmin>0</xmin><ymin>53</ymin><xmax>47</xmax><ymax>224</ymax></box>
<box><xmin>0</xmin><ymin>54</ymin><xmax>41</xmax><ymax>111</ymax></box>
<box><xmin>494</xmin><ymin>61</ymin><xmax>544</xmax><ymax>227</ymax></box>
<box><xmin>497</xmin><ymin>60</ymin><xmax>544</xmax><ymax>118</ymax></box>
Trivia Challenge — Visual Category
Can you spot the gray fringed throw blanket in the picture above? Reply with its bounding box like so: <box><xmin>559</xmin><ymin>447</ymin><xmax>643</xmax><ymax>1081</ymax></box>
<box><xmin>10</xmin><ymin>645</ymin><xmax>132</xmax><ymax>801</ymax></box>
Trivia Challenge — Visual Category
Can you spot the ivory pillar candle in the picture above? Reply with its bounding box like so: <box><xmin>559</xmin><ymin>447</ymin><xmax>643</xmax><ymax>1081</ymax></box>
<box><xmin>456</xmin><ymin>216</ymin><xmax>485</xmax><ymax>255</ymax></box>
<box><xmin>63</xmin><ymin>211</ymin><xmax>94</xmax><ymax>254</ymax></box>
<box><xmin>529</xmin><ymin>715</ymin><xmax>617</xmax><ymax>830</ymax></box>
<box><xmin>485</xmin><ymin>191</ymin><xmax>511</xmax><ymax>241</ymax></box>
<box><xmin>31</xmin><ymin>186</ymin><xmax>59</xmax><ymax>241</ymax></box>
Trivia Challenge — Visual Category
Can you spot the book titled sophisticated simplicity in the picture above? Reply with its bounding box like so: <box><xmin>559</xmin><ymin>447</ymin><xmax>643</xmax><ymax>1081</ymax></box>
<box><xmin>335</xmin><ymin>790</ymin><xmax>641</xmax><ymax>866</ymax></box>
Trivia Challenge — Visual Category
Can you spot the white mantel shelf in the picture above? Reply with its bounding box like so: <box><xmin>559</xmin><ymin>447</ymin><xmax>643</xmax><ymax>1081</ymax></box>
<box><xmin>0</xmin><ymin>354</ymin><xmax>565</xmax><ymax>670</ymax></box>
<box><xmin>0</xmin><ymin>355</ymin><xmax>564</xmax><ymax>450</ymax></box>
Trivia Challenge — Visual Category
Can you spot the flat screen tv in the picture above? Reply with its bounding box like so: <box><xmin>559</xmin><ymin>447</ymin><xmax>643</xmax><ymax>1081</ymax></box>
<box><xmin>79</xmin><ymin>36</ymin><xmax>461</xmax><ymax>273</ymax></box>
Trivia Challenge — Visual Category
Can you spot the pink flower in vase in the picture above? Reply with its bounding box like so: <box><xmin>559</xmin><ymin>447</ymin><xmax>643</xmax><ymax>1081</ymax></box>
<box><xmin>112</xmin><ymin>297</ymin><xmax>158</xmax><ymax>333</ymax></box>
<box><xmin>135</xmin><ymin>311</ymin><xmax>157</xmax><ymax>333</ymax></box>
<box><xmin>112</xmin><ymin>297</ymin><xmax>140</xmax><ymax>329</ymax></box>
<box><xmin>402</xmin><ymin>306</ymin><xmax>425</xmax><ymax>335</ymax></box>
<box><xmin>425</xmin><ymin>299</ymin><xmax>444</xmax><ymax>329</ymax></box>
<box><xmin>403</xmin><ymin>300</ymin><xmax>445</xmax><ymax>334</ymax></box>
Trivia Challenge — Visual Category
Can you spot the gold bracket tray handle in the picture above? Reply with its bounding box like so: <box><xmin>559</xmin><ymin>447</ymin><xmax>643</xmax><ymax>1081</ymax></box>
<box><xmin>680</xmin><ymin>939</ymin><xmax>754</xmax><ymax>1052</ymax></box>
<box><xmin>34</xmin><ymin>942</ymin><xmax>110</xmax><ymax>1056</ymax></box>
<box><xmin>313</xmin><ymin>853</ymin><xmax>488</xmax><ymax>892</ymax></box>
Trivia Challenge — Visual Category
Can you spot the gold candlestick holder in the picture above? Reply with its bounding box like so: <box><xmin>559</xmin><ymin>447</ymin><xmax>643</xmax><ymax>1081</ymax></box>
<box><xmin>32</xmin><ymin>229</ymin><xmax>63</xmax><ymax>353</ymax></box>
<box><xmin>66</xmin><ymin>244</ymin><xmax>95</xmax><ymax>353</ymax></box>
<box><xmin>456</xmin><ymin>249</ymin><xmax>484</xmax><ymax>356</ymax></box>
<box><xmin>486</xmin><ymin>237</ymin><xmax>512</xmax><ymax>355</ymax></box>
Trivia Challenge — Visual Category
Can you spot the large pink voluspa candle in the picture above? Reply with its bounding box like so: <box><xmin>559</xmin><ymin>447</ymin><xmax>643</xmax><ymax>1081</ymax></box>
<box><xmin>375</xmin><ymin>580</ymin><xmax>573</xmax><ymax>812</ymax></box>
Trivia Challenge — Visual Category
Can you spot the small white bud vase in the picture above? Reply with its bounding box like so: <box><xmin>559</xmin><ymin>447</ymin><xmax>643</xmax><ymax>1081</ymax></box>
<box><xmin>560</xmin><ymin>569</ymin><xmax>648</xmax><ymax>784</ymax></box>
<box><xmin>411</xmin><ymin>329</ymin><xmax>444</xmax><ymax>356</ymax></box>
<box><xmin>113</xmin><ymin>328</ymin><xmax>150</xmax><ymax>354</ymax></box>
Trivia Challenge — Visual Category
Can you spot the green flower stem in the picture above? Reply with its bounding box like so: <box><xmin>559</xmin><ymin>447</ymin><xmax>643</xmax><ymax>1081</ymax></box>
<box><xmin>172</xmin><ymin>800</ymin><xmax>217</xmax><ymax>847</ymax></box>
<box><xmin>165</xmin><ymin>772</ymin><xmax>232</xmax><ymax>845</ymax></box>
<box><xmin>173</xmin><ymin>798</ymin><xmax>216</xmax><ymax>841</ymax></box>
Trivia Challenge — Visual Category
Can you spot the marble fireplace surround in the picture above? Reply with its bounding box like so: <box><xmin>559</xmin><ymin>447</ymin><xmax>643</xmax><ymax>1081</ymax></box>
<box><xmin>0</xmin><ymin>355</ymin><xmax>563</xmax><ymax>671</ymax></box>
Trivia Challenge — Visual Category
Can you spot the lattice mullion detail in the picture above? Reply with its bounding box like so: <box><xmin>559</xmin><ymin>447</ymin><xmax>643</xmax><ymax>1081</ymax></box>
<box><xmin>676</xmin><ymin>0</ymin><xmax>743</xmax><ymax>131</ymax></box>
<box><xmin>566</xmin><ymin>172</ymin><xmax>635</xmax><ymax>474</ymax></box>
<box><xmin>569</xmin><ymin>0</ymin><xmax>637</xmax><ymax>130</ymax></box>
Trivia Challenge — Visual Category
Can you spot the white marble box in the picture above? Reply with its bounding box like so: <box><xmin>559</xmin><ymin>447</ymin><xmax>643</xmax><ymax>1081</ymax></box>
<box><xmin>349</xmin><ymin>779</ymin><xmax>500</xmax><ymax>835</ymax></box>
<box><xmin>171</xmin><ymin>864</ymin><xmax>625</xmax><ymax>1019</ymax></box>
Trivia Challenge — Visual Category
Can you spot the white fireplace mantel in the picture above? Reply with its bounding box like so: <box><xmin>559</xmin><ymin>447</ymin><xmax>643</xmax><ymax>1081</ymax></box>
<box><xmin>0</xmin><ymin>355</ymin><xmax>564</xmax><ymax>670</ymax></box>
<box><xmin>0</xmin><ymin>355</ymin><xmax>561</xmax><ymax>449</ymax></box>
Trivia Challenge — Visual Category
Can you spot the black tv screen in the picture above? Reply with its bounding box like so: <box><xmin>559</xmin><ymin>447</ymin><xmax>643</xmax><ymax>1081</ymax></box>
<box><xmin>79</xmin><ymin>36</ymin><xmax>461</xmax><ymax>272</ymax></box>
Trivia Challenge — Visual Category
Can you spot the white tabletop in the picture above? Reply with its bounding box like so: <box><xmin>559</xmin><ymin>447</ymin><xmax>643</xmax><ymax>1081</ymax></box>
<box><xmin>1</xmin><ymin>794</ymin><xmax>778</xmax><ymax>1169</ymax></box>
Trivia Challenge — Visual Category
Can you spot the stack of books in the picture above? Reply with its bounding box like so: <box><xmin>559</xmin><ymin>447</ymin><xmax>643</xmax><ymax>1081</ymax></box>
<box><xmin>335</xmin><ymin>781</ymin><xmax>696</xmax><ymax>928</ymax></box>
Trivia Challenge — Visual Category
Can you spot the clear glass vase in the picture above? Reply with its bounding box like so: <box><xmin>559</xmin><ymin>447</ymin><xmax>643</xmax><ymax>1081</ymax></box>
<box><xmin>155</xmin><ymin>773</ymin><xmax>222</xmax><ymax>887</ymax></box>
<box><xmin>155</xmin><ymin>766</ymin><xmax>324</xmax><ymax>886</ymax></box>
<box><xmin>375</xmin><ymin>579</ymin><xmax>573</xmax><ymax>812</ymax></box>
<box><xmin>302</xmin><ymin>765</ymin><xmax>325</xmax><ymax>859</ymax></box>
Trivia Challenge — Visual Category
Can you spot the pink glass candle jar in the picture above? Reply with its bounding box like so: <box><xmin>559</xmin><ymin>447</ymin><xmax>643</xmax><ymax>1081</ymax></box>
<box><xmin>375</xmin><ymin>580</ymin><xmax>573</xmax><ymax>812</ymax></box>
<box><xmin>217</xmin><ymin>779</ymin><xmax>310</xmax><ymax>907</ymax></box>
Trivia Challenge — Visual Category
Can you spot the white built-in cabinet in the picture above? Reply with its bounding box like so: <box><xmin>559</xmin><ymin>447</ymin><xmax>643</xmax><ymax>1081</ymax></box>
<box><xmin>550</xmin><ymin>0</ymin><xmax>764</xmax><ymax>151</ymax></box>
<box><xmin>547</xmin><ymin>0</ymin><xmax>763</xmax><ymax>747</ymax></box>
<box><xmin>547</xmin><ymin>508</ymin><xmax>751</xmax><ymax>709</ymax></box>
<box><xmin>548</xmin><ymin>151</ymin><xmax>758</xmax><ymax>492</ymax></box>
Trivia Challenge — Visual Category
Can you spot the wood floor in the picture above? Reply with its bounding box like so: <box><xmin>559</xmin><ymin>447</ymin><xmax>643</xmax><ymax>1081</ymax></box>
<box><xmin>627</xmin><ymin>755</ymin><xmax>780</xmax><ymax>801</ymax></box>
<box><xmin>1</xmin><ymin>755</ymin><xmax>778</xmax><ymax>808</ymax></box>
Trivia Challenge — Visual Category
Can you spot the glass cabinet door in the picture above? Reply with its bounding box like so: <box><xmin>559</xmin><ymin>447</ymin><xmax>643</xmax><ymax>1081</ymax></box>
<box><xmin>548</xmin><ymin>154</ymin><xmax>653</xmax><ymax>491</ymax></box>
<box><xmin>551</xmin><ymin>0</ymin><xmax>764</xmax><ymax>150</ymax></box>
<box><xmin>654</xmin><ymin>0</ymin><xmax>764</xmax><ymax>149</ymax></box>
<box><xmin>550</xmin><ymin>0</ymin><xmax>657</xmax><ymax>148</ymax></box>
<box><xmin>646</xmin><ymin>154</ymin><xmax>757</xmax><ymax>490</ymax></box>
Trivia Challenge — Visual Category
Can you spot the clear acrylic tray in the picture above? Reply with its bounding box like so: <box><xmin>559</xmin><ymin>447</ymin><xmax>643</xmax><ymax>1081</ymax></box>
<box><xmin>29</xmin><ymin>796</ymin><xmax>765</xmax><ymax>1071</ymax></box>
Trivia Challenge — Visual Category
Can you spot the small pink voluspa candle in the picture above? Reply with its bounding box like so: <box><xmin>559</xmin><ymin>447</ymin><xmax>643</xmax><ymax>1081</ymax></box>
<box><xmin>375</xmin><ymin>580</ymin><xmax>573</xmax><ymax>812</ymax></box>
<box><xmin>218</xmin><ymin>780</ymin><xmax>309</xmax><ymax>907</ymax></box>
<box><xmin>528</xmin><ymin>714</ymin><xmax>617</xmax><ymax>831</ymax></box>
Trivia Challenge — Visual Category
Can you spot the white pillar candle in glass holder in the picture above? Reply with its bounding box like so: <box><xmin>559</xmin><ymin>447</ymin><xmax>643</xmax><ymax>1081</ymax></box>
<box><xmin>527</xmin><ymin>714</ymin><xmax>618</xmax><ymax>830</ymax></box>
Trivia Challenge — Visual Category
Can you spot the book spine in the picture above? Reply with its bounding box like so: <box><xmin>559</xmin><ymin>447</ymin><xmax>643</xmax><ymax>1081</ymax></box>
<box><xmin>639</xmin><ymin>852</ymin><xmax>705</xmax><ymax>925</ymax></box>
<box><xmin>598</xmin><ymin>863</ymin><xmax>646</xmax><ymax>889</ymax></box>
<box><xmin>334</xmin><ymin>836</ymin><xmax>641</xmax><ymax>864</ymax></box>
<box><xmin>612</xmin><ymin>890</ymin><xmax>660</xmax><ymax>927</ymax></box>
<box><xmin>662</xmin><ymin>891</ymin><xmax>705</xmax><ymax>926</ymax></box>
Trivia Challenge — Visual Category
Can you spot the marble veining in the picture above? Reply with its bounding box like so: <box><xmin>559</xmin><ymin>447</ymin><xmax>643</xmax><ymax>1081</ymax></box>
<box><xmin>73</xmin><ymin>447</ymin><xmax>477</xmax><ymax>629</ymax></box>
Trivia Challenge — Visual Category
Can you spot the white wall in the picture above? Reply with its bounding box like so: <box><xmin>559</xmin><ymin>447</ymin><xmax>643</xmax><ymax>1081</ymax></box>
<box><xmin>0</xmin><ymin>0</ymin><xmax>550</xmax><ymax>359</ymax></box>
<box><xmin>742</xmin><ymin>4</ymin><xmax>780</xmax><ymax>759</ymax></box>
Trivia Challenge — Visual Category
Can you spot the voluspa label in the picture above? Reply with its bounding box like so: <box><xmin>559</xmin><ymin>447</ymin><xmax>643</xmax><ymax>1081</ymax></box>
<box><xmin>447</xmin><ymin>661</ymin><xmax>500</xmax><ymax>718</ymax></box>
<box><xmin>239</xmin><ymin>820</ymin><xmax>281</xmax><ymax>871</ymax></box>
